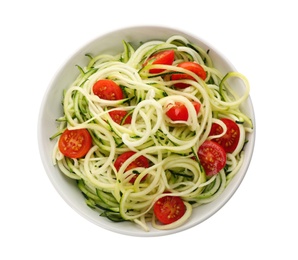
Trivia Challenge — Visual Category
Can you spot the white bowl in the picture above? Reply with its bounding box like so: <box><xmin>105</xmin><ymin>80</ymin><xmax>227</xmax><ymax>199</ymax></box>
<box><xmin>38</xmin><ymin>25</ymin><xmax>255</xmax><ymax>237</ymax></box>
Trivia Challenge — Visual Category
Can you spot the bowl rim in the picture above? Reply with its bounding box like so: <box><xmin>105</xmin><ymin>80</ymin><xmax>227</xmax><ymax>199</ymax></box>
<box><xmin>37</xmin><ymin>25</ymin><xmax>256</xmax><ymax>237</ymax></box>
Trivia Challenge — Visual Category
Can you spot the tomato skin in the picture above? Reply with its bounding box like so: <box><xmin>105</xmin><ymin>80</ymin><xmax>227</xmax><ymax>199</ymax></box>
<box><xmin>109</xmin><ymin>110</ymin><xmax>132</xmax><ymax>125</ymax></box>
<box><xmin>153</xmin><ymin>195</ymin><xmax>186</xmax><ymax>224</ymax></box>
<box><xmin>93</xmin><ymin>79</ymin><xmax>123</xmax><ymax>100</ymax></box>
<box><xmin>166</xmin><ymin>101</ymin><xmax>201</xmax><ymax>121</ymax></box>
<box><xmin>144</xmin><ymin>50</ymin><xmax>175</xmax><ymax>73</ymax></box>
<box><xmin>198</xmin><ymin>140</ymin><xmax>227</xmax><ymax>176</ymax></box>
<box><xmin>209</xmin><ymin>118</ymin><xmax>240</xmax><ymax>153</ymax></box>
<box><xmin>58</xmin><ymin>129</ymin><xmax>92</xmax><ymax>159</ymax></box>
<box><xmin>171</xmin><ymin>62</ymin><xmax>207</xmax><ymax>89</ymax></box>
<box><xmin>114</xmin><ymin>151</ymin><xmax>149</xmax><ymax>183</ymax></box>
<box><xmin>192</xmin><ymin>101</ymin><xmax>201</xmax><ymax>114</ymax></box>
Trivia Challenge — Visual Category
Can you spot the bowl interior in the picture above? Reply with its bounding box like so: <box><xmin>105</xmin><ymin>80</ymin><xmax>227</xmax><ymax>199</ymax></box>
<box><xmin>38</xmin><ymin>26</ymin><xmax>255</xmax><ymax>237</ymax></box>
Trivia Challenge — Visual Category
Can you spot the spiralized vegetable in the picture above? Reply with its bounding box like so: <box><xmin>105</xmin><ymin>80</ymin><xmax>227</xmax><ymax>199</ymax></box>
<box><xmin>51</xmin><ymin>35</ymin><xmax>253</xmax><ymax>231</ymax></box>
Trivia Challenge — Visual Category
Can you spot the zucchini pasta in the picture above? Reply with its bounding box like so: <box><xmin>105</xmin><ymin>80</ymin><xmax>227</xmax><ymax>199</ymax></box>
<box><xmin>51</xmin><ymin>35</ymin><xmax>253</xmax><ymax>232</ymax></box>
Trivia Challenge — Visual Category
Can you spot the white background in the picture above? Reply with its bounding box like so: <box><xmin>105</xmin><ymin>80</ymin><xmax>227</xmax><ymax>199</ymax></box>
<box><xmin>1</xmin><ymin>0</ymin><xmax>297</xmax><ymax>259</ymax></box>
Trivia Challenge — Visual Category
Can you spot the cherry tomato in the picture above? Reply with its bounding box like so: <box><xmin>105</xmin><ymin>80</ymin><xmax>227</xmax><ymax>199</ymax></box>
<box><xmin>198</xmin><ymin>140</ymin><xmax>227</xmax><ymax>176</ymax></box>
<box><xmin>114</xmin><ymin>151</ymin><xmax>149</xmax><ymax>183</ymax></box>
<box><xmin>166</xmin><ymin>102</ymin><xmax>188</xmax><ymax>121</ymax></box>
<box><xmin>153</xmin><ymin>195</ymin><xmax>186</xmax><ymax>224</ymax></box>
<box><xmin>171</xmin><ymin>62</ymin><xmax>207</xmax><ymax>88</ymax></box>
<box><xmin>144</xmin><ymin>50</ymin><xmax>175</xmax><ymax>73</ymax></box>
<box><xmin>166</xmin><ymin>101</ymin><xmax>201</xmax><ymax>121</ymax></box>
<box><xmin>209</xmin><ymin>118</ymin><xmax>240</xmax><ymax>153</ymax></box>
<box><xmin>58</xmin><ymin>129</ymin><xmax>92</xmax><ymax>159</ymax></box>
<box><xmin>93</xmin><ymin>79</ymin><xmax>123</xmax><ymax>100</ymax></box>
<box><xmin>109</xmin><ymin>110</ymin><xmax>132</xmax><ymax>125</ymax></box>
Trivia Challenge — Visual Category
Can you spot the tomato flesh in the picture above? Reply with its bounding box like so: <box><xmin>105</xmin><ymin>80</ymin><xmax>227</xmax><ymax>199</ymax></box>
<box><xmin>58</xmin><ymin>129</ymin><xmax>92</xmax><ymax>159</ymax></box>
<box><xmin>171</xmin><ymin>62</ymin><xmax>207</xmax><ymax>88</ymax></box>
<box><xmin>166</xmin><ymin>102</ymin><xmax>188</xmax><ymax>121</ymax></box>
<box><xmin>154</xmin><ymin>195</ymin><xmax>186</xmax><ymax>224</ymax></box>
<box><xmin>144</xmin><ymin>50</ymin><xmax>175</xmax><ymax>73</ymax></box>
<box><xmin>198</xmin><ymin>140</ymin><xmax>226</xmax><ymax>176</ymax></box>
<box><xmin>93</xmin><ymin>79</ymin><xmax>123</xmax><ymax>100</ymax></box>
<box><xmin>114</xmin><ymin>151</ymin><xmax>149</xmax><ymax>183</ymax></box>
<box><xmin>166</xmin><ymin>101</ymin><xmax>201</xmax><ymax>121</ymax></box>
<box><xmin>209</xmin><ymin>118</ymin><xmax>240</xmax><ymax>153</ymax></box>
<box><xmin>109</xmin><ymin>110</ymin><xmax>132</xmax><ymax>125</ymax></box>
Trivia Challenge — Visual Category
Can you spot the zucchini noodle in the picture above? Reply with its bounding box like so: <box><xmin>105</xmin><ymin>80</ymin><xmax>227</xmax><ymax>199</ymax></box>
<box><xmin>51</xmin><ymin>35</ymin><xmax>253</xmax><ymax>232</ymax></box>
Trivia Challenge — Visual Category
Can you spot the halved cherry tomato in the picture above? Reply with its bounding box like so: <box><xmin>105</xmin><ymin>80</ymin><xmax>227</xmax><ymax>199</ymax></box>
<box><xmin>166</xmin><ymin>102</ymin><xmax>188</xmax><ymax>121</ymax></box>
<box><xmin>209</xmin><ymin>118</ymin><xmax>240</xmax><ymax>153</ymax></box>
<box><xmin>114</xmin><ymin>151</ymin><xmax>149</xmax><ymax>183</ymax></box>
<box><xmin>109</xmin><ymin>110</ymin><xmax>132</xmax><ymax>125</ymax></box>
<box><xmin>143</xmin><ymin>50</ymin><xmax>175</xmax><ymax>74</ymax></box>
<box><xmin>93</xmin><ymin>79</ymin><xmax>123</xmax><ymax>100</ymax></box>
<box><xmin>166</xmin><ymin>101</ymin><xmax>201</xmax><ymax>121</ymax></box>
<box><xmin>58</xmin><ymin>129</ymin><xmax>92</xmax><ymax>159</ymax></box>
<box><xmin>198</xmin><ymin>140</ymin><xmax>226</xmax><ymax>176</ymax></box>
<box><xmin>171</xmin><ymin>61</ymin><xmax>207</xmax><ymax>89</ymax></box>
<box><xmin>153</xmin><ymin>195</ymin><xmax>186</xmax><ymax>224</ymax></box>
